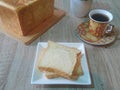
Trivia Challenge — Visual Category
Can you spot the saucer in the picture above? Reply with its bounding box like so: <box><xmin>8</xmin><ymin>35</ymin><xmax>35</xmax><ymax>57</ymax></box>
<box><xmin>75</xmin><ymin>22</ymin><xmax>117</xmax><ymax>46</ymax></box>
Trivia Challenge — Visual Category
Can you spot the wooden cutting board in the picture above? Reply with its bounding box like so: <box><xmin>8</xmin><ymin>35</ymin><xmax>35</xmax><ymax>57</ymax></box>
<box><xmin>0</xmin><ymin>9</ymin><xmax>65</xmax><ymax>45</ymax></box>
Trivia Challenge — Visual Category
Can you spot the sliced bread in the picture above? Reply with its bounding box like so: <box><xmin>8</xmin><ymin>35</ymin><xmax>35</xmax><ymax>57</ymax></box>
<box><xmin>45</xmin><ymin>63</ymin><xmax>84</xmax><ymax>79</ymax></box>
<box><xmin>37</xmin><ymin>41</ymin><xmax>82</xmax><ymax>80</ymax></box>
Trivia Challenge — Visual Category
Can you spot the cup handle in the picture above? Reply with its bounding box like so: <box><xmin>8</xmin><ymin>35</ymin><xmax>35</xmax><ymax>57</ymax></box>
<box><xmin>104</xmin><ymin>24</ymin><xmax>114</xmax><ymax>36</ymax></box>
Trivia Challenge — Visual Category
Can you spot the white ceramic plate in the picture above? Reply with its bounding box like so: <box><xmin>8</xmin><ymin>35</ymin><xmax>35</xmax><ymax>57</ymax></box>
<box><xmin>31</xmin><ymin>42</ymin><xmax>91</xmax><ymax>85</ymax></box>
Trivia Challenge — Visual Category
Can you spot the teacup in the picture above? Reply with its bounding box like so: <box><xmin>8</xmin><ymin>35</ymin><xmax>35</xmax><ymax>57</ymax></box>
<box><xmin>88</xmin><ymin>9</ymin><xmax>113</xmax><ymax>39</ymax></box>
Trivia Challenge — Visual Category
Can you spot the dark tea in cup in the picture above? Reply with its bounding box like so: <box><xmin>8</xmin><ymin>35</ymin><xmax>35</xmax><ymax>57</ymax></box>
<box><xmin>91</xmin><ymin>13</ymin><xmax>109</xmax><ymax>22</ymax></box>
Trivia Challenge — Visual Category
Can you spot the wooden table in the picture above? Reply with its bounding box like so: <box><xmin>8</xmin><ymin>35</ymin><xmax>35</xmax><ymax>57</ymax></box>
<box><xmin>0</xmin><ymin>0</ymin><xmax>120</xmax><ymax>90</ymax></box>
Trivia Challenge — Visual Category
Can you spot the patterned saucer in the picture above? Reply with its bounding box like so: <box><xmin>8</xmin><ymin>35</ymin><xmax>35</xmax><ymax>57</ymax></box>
<box><xmin>75</xmin><ymin>22</ymin><xmax>117</xmax><ymax>46</ymax></box>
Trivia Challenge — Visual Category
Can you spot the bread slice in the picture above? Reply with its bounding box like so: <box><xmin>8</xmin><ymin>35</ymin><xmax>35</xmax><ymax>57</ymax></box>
<box><xmin>37</xmin><ymin>41</ymin><xmax>82</xmax><ymax>80</ymax></box>
<box><xmin>45</xmin><ymin>64</ymin><xmax>83</xmax><ymax>79</ymax></box>
<box><xmin>37</xmin><ymin>48</ymin><xmax>83</xmax><ymax>80</ymax></box>
<box><xmin>45</xmin><ymin>52</ymin><xmax>83</xmax><ymax>80</ymax></box>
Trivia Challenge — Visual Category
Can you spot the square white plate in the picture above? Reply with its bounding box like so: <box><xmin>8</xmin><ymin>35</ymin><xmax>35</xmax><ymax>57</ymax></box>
<box><xmin>31</xmin><ymin>42</ymin><xmax>91</xmax><ymax>85</ymax></box>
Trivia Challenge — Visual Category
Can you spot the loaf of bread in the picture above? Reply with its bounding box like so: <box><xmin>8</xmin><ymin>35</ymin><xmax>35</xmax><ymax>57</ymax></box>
<box><xmin>0</xmin><ymin>0</ymin><xmax>54</xmax><ymax>36</ymax></box>
<box><xmin>37</xmin><ymin>41</ymin><xmax>83</xmax><ymax>80</ymax></box>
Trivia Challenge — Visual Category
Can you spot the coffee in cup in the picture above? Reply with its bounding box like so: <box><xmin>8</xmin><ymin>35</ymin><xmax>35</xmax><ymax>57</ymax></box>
<box><xmin>89</xmin><ymin>9</ymin><xmax>113</xmax><ymax>38</ymax></box>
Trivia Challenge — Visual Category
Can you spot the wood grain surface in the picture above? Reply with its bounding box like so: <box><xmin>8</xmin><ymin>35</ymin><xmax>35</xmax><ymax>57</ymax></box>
<box><xmin>0</xmin><ymin>0</ymin><xmax>120</xmax><ymax>90</ymax></box>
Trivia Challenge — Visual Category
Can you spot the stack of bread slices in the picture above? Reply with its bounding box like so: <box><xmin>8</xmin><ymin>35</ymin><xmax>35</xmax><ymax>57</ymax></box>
<box><xmin>37</xmin><ymin>41</ymin><xmax>83</xmax><ymax>80</ymax></box>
